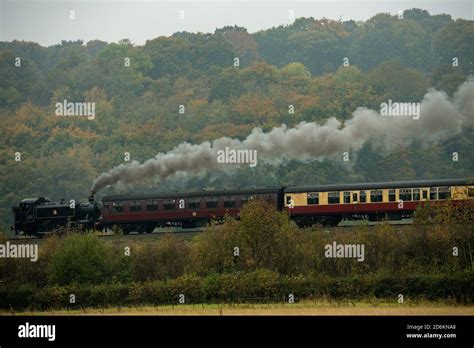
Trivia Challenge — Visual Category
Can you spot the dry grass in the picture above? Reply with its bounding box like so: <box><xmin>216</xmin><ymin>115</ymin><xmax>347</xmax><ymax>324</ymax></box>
<box><xmin>2</xmin><ymin>301</ymin><xmax>474</xmax><ymax>316</ymax></box>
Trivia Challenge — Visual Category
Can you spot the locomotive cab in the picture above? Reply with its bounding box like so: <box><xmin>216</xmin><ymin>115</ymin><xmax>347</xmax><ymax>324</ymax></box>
<box><xmin>12</xmin><ymin>197</ymin><xmax>50</xmax><ymax>235</ymax></box>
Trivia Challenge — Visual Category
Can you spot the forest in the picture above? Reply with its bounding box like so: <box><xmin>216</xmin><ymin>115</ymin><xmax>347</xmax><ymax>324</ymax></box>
<box><xmin>1</xmin><ymin>8</ymin><xmax>473</xmax><ymax>230</ymax></box>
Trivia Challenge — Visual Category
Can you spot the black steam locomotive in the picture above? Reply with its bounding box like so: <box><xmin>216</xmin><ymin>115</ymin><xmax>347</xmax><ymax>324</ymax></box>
<box><xmin>11</xmin><ymin>195</ymin><xmax>101</xmax><ymax>236</ymax></box>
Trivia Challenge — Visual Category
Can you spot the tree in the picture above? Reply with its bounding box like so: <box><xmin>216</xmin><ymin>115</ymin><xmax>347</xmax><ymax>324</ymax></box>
<box><xmin>216</xmin><ymin>26</ymin><xmax>259</xmax><ymax>67</ymax></box>
<box><xmin>353</xmin><ymin>14</ymin><xmax>431</xmax><ymax>72</ymax></box>
<box><xmin>433</xmin><ymin>19</ymin><xmax>474</xmax><ymax>74</ymax></box>
<box><xmin>365</xmin><ymin>60</ymin><xmax>429</xmax><ymax>102</ymax></box>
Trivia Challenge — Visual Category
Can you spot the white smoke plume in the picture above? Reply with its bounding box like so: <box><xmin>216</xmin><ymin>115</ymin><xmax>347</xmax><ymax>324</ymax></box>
<box><xmin>91</xmin><ymin>79</ymin><xmax>474</xmax><ymax>193</ymax></box>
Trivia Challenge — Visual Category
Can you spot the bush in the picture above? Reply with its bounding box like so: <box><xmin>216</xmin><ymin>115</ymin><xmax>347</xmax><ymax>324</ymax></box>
<box><xmin>189</xmin><ymin>200</ymin><xmax>305</xmax><ymax>275</ymax></box>
<box><xmin>132</xmin><ymin>234</ymin><xmax>190</xmax><ymax>281</ymax></box>
<box><xmin>87</xmin><ymin>283</ymin><xmax>131</xmax><ymax>308</ymax></box>
<box><xmin>204</xmin><ymin>270</ymin><xmax>285</xmax><ymax>303</ymax></box>
<box><xmin>32</xmin><ymin>285</ymin><xmax>68</xmax><ymax>310</ymax></box>
<box><xmin>0</xmin><ymin>283</ymin><xmax>35</xmax><ymax>310</ymax></box>
<box><xmin>239</xmin><ymin>269</ymin><xmax>282</xmax><ymax>301</ymax></box>
<box><xmin>129</xmin><ymin>281</ymin><xmax>171</xmax><ymax>305</ymax></box>
<box><xmin>47</xmin><ymin>234</ymin><xmax>112</xmax><ymax>285</ymax></box>
<box><xmin>108</xmin><ymin>242</ymin><xmax>132</xmax><ymax>283</ymax></box>
<box><xmin>0</xmin><ymin>272</ymin><xmax>472</xmax><ymax>310</ymax></box>
<box><xmin>168</xmin><ymin>274</ymin><xmax>205</xmax><ymax>303</ymax></box>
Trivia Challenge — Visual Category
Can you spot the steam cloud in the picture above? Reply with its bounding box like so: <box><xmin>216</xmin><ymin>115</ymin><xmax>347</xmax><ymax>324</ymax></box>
<box><xmin>91</xmin><ymin>80</ymin><xmax>474</xmax><ymax>193</ymax></box>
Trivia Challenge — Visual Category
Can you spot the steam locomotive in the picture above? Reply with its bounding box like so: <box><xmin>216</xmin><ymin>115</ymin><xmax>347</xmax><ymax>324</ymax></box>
<box><xmin>11</xmin><ymin>195</ymin><xmax>101</xmax><ymax>236</ymax></box>
<box><xmin>11</xmin><ymin>178</ymin><xmax>474</xmax><ymax>236</ymax></box>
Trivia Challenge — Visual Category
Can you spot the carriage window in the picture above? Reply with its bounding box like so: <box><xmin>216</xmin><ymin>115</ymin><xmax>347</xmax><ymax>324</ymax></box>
<box><xmin>164</xmin><ymin>199</ymin><xmax>175</xmax><ymax>210</ymax></box>
<box><xmin>422</xmin><ymin>190</ymin><xmax>428</xmax><ymax>199</ymax></box>
<box><xmin>328</xmin><ymin>192</ymin><xmax>340</xmax><ymax>204</ymax></box>
<box><xmin>103</xmin><ymin>203</ymin><xmax>110</xmax><ymax>212</ymax></box>
<box><xmin>255</xmin><ymin>194</ymin><xmax>272</xmax><ymax>202</ymax></box>
<box><xmin>389</xmin><ymin>189</ymin><xmax>396</xmax><ymax>202</ymax></box>
<box><xmin>360</xmin><ymin>191</ymin><xmax>366</xmax><ymax>203</ymax></box>
<box><xmin>130</xmin><ymin>201</ymin><xmax>141</xmax><ymax>212</ymax></box>
<box><xmin>370</xmin><ymin>190</ymin><xmax>383</xmax><ymax>202</ymax></box>
<box><xmin>413</xmin><ymin>189</ymin><xmax>420</xmax><ymax>201</ymax></box>
<box><xmin>206</xmin><ymin>196</ymin><xmax>218</xmax><ymax>208</ymax></box>
<box><xmin>343</xmin><ymin>192</ymin><xmax>351</xmax><ymax>204</ymax></box>
<box><xmin>468</xmin><ymin>188</ymin><xmax>474</xmax><ymax>197</ymax></box>
<box><xmin>224</xmin><ymin>196</ymin><xmax>236</xmax><ymax>208</ymax></box>
<box><xmin>189</xmin><ymin>197</ymin><xmax>201</xmax><ymax>209</ymax></box>
<box><xmin>146</xmin><ymin>199</ymin><xmax>158</xmax><ymax>211</ymax></box>
<box><xmin>307</xmin><ymin>192</ymin><xmax>319</xmax><ymax>205</ymax></box>
<box><xmin>399</xmin><ymin>189</ymin><xmax>412</xmax><ymax>201</ymax></box>
<box><xmin>113</xmin><ymin>202</ymin><xmax>124</xmax><ymax>213</ymax></box>
<box><xmin>430</xmin><ymin>187</ymin><xmax>437</xmax><ymax>200</ymax></box>
<box><xmin>438</xmin><ymin>187</ymin><xmax>450</xmax><ymax>200</ymax></box>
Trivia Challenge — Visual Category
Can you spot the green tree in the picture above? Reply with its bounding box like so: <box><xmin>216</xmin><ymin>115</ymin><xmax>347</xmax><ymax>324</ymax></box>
<box><xmin>47</xmin><ymin>235</ymin><xmax>112</xmax><ymax>285</ymax></box>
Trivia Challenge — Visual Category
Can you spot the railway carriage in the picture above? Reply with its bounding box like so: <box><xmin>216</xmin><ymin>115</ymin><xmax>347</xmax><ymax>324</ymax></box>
<box><xmin>100</xmin><ymin>187</ymin><xmax>284</xmax><ymax>233</ymax></box>
<box><xmin>283</xmin><ymin>178</ymin><xmax>474</xmax><ymax>227</ymax></box>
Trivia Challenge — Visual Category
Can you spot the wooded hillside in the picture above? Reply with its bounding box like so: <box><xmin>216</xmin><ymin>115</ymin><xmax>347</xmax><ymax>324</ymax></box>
<box><xmin>1</xmin><ymin>9</ymin><xmax>473</xmax><ymax>229</ymax></box>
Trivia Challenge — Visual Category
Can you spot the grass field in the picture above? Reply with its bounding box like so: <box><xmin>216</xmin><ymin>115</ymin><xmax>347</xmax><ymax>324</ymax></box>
<box><xmin>2</xmin><ymin>301</ymin><xmax>473</xmax><ymax>316</ymax></box>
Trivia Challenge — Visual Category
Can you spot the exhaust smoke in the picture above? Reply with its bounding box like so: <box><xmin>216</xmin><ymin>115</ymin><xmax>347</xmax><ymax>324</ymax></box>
<box><xmin>91</xmin><ymin>80</ymin><xmax>474</xmax><ymax>193</ymax></box>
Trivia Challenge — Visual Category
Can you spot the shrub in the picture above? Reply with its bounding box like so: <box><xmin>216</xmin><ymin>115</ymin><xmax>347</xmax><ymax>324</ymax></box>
<box><xmin>168</xmin><ymin>274</ymin><xmax>205</xmax><ymax>303</ymax></box>
<box><xmin>47</xmin><ymin>234</ymin><xmax>112</xmax><ymax>285</ymax></box>
<box><xmin>239</xmin><ymin>269</ymin><xmax>282</xmax><ymax>302</ymax></box>
<box><xmin>129</xmin><ymin>281</ymin><xmax>171</xmax><ymax>305</ymax></box>
<box><xmin>189</xmin><ymin>200</ymin><xmax>305</xmax><ymax>275</ymax></box>
<box><xmin>189</xmin><ymin>219</ymin><xmax>238</xmax><ymax>275</ymax></box>
<box><xmin>87</xmin><ymin>283</ymin><xmax>130</xmax><ymax>307</ymax></box>
<box><xmin>32</xmin><ymin>285</ymin><xmax>68</xmax><ymax>310</ymax></box>
<box><xmin>0</xmin><ymin>272</ymin><xmax>472</xmax><ymax>310</ymax></box>
<box><xmin>108</xmin><ymin>242</ymin><xmax>132</xmax><ymax>283</ymax></box>
<box><xmin>132</xmin><ymin>234</ymin><xmax>190</xmax><ymax>281</ymax></box>
<box><xmin>0</xmin><ymin>283</ymin><xmax>35</xmax><ymax>310</ymax></box>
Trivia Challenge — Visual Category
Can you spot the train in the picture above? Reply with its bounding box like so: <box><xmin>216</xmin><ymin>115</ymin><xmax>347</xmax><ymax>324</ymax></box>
<box><xmin>11</xmin><ymin>195</ymin><xmax>101</xmax><ymax>236</ymax></box>
<box><xmin>11</xmin><ymin>178</ymin><xmax>474</xmax><ymax>236</ymax></box>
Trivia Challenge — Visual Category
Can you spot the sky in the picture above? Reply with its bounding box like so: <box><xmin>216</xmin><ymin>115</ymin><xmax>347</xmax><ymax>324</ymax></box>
<box><xmin>0</xmin><ymin>0</ymin><xmax>472</xmax><ymax>46</ymax></box>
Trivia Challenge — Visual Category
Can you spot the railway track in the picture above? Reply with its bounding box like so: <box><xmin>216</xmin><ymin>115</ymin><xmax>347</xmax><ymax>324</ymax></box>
<box><xmin>6</xmin><ymin>227</ymin><xmax>206</xmax><ymax>243</ymax></box>
<box><xmin>6</xmin><ymin>220</ymin><xmax>414</xmax><ymax>243</ymax></box>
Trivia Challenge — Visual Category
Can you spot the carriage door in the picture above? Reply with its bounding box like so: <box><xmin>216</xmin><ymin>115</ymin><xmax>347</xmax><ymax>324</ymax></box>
<box><xmin>421</xmin><ymin>189</ymin><xmax>428</xmax><ymax>201</ymax></box>
<box><xmin>352</xmin><ymin>192</ymin><xmax>358</xmax><ymax>203</ymax></box>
